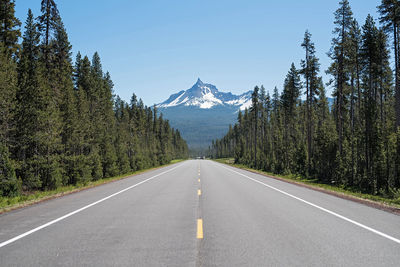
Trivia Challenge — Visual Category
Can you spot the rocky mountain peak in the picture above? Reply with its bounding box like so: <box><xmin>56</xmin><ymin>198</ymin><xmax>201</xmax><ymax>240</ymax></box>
<box><xmin>158</xmin><ymin>79</ymin><xmax>252</xmax><ymax>110</ymax></box>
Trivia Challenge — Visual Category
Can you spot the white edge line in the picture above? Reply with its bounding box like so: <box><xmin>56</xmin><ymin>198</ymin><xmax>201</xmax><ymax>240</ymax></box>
<box><xmin>0</xmin><ymin>163</ymin><xmax>183</xmax><ymax>249</ymax></box>
<box><xmin>215</xmin><ymin>162</ymin><xmax>400</xmax><ymax>245</ymax></box>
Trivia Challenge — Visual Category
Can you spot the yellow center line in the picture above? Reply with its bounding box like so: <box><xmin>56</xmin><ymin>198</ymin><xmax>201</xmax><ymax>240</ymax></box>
<box><xmin>198</xmin><ymin>189</ymin><xmax>201</xmax><ymax>196</ymax></box>
<box><xmin>197</xmin><ymin>219</ymin><xmax>203</xmax><ymax>239</ymax></box>
<box><xmin>198</xmin><ymin>178</ymin><xmax>200</xmax><ymax>182</ymax></box>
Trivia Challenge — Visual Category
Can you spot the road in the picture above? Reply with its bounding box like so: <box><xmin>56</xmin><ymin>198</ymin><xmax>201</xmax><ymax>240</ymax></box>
<box><xmin>0</xmin><ymin>160</ymin><xmax>399</xmax><ymax>266</ymax></box>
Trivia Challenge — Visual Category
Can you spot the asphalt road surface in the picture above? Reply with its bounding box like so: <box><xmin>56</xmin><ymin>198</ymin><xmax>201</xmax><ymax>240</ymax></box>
<box><xmin>0</xmin><ymin>160</ymin><xmax>399</xmax><ymax>266</ymax></box>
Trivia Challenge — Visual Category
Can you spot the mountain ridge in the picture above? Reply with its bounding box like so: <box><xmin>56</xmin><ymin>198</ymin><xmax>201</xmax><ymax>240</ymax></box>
<box><xmin>158</xmin><ymin>78</ymin><xmax>252</xmax><ymax>110</ymax></box>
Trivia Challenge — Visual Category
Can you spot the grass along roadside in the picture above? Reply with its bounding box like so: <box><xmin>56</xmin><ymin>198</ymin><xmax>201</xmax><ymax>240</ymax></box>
<box><xmin>0</xmin><ymin>159</ymin><xmax>185</xmax><ymax>214</ymax></box>
<box><xmin>213</xmin><ymin>158</ymin><xmax>400</xmax><ymax>212</ymax></box>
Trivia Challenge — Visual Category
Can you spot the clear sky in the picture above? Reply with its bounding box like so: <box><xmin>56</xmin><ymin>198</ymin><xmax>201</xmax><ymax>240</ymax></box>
<box><xmin>15</xmin><ymin>0</ymin><xmax>381</xmax><ymax>105</ymax></box>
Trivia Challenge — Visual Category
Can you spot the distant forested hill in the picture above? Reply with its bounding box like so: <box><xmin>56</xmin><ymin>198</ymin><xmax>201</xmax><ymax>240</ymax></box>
<box><xmin>159</xmin><ymin>105</ymin><xmax>238</xmax><ymax>150</ymax></box>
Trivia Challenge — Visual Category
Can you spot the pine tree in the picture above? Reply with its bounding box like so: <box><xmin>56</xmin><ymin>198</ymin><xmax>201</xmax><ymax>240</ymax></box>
<box><xmin>347</xmin><ymin>18</ymin><xmax>362</xmax><ymax>186</ymax></box>
<box><xmin>0</xmin><ymin>43</ymin><xmax>18</xmax><ymax>196</ymax></box>
<box><xmin>328</xmin><ymin>0</ymin><xmax>353</xmax><ymax>155</ymax></box>
<box><xmin>301</xmin><ymin>30</ymin><xmax>320</xmax><ymax>175</ymax></box>
<box><xmin>17</xmin><ymin>9</ymin><xmax>62</xmax><ymax>190</ymax></box>
<box><xmin>52</xmin><ymin>17</ymin><xmax>81</xmax><ymax>185</ymax></box>
<box><xmin>282</xmin><ymin>63</ymin><xmax>301</xmax><ymax>119</ymax></box>
<box><xmin>114</xmin><ymin>96</ymin><xmax>131</xmax><ymax>174</ymax></box>
<box><xmin>0</xmin><ymin>43</ymin><xmax>17</xmax><ymax>149</ymax></box>
<box><xmin>250</xmin><ymin>86</ymin><xmax>259</xmax><ymax>168</ymax></box>
<box><xmin>100</xmin><ymin>71</ymin><xmax>118</xmax><ymax>178</ymax></box>
<box><xmin>16</xmin><ymin>9</ymin><xmax>43</xmax><ymax>189</ymax></box>
<box><xmin>359</xmin><ymin>15</ymin><xmax>394</xmax><ymax>193</ymax></box>
<box><xmin>72</xmin><ymin>53</ymin><xmax>92</xmax><ymax>183</ymax></box>
<box><xmin>378</xmin><ymin>0</ymin><xmax>400</xmax><ymax>128</ymax></box>
<box><xmin>360</xmin><ymin>15</ymin><xmax>380</xmax><ymax>192</ymax></box>
<box><xmin>271</xmin><ymin>86</ymin><xmax>284</xmax><ymax>173</ymax></box>
<box><xmin>38</xmin><ymin>0</ymin><xmax>59</xmax><ymax>67</ymax></box>
<box><xmin>0</xmin><ymin>0</ymin><xmax>21</xmax><ymax>56</ymax></box>
<box><xmin>314</xmin><ymin>82</ymin><xmax>337</xmax><ymax>183</ymax></box>
<box><xmin>281</xmin><ymin>63</ymin><xmax>301</xmax><ymax>172</ymax></box>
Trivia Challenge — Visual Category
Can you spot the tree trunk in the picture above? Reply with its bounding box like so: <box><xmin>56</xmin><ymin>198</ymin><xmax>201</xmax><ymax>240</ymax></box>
<box><xmin>394</xmin><ymin>22</ymin><xmax>400</xmax><ymax>128</ymax></box>
<box><xmin>254</xmin><ymin>108</ymin><xmax>257</xmax><ymax>168</ymax></box>
<box><xmin>350</xmin><ymin>75</ymin><xmax>355</xmax><ymax>186</ymax></box>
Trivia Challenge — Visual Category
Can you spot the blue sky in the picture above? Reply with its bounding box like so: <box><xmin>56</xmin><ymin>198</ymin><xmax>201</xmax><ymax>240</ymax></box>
<box><xmin>15</xmin><ymin>0</ymin><xmax>380</xmax><ymax>105</ymax></box>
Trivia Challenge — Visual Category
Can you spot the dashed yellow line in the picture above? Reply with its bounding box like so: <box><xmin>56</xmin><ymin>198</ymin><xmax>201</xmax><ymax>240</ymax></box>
<box><xmin>198</xmin><ymin>189</ymin><xmax>201</xmax><ymax>196</ymax></box>
<box><xmin>197</xmin><ymin>219</ymin><xmax>203</xmax><ymax>239</ymax></box>
<box><xmin>198</xmin><ymin>178</ymin><xmax>200</xmax><ymax>182</ymax></box>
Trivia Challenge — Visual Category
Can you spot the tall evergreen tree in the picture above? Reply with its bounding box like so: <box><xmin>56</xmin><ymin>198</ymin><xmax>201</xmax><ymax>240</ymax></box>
<box><xmin>0</xmin><ymin>44</ymin><xmax>17</xmax><ymax>148</ymax></box>
<box><xmin>17</xmin><ymin>9</ymin><xmax>62</xmax><ymax>190</ymax></box>
<box><xmin>301</xmin><ymin>30</ymin><xmax>320</xmax><ymax>175</ymax></box>
<box><xmin>378</xmin><ymin>0</ymin><xmax>400</xmax><ymax>128</ymax></box>
<box><xmin>38</xmin><ymin>0</ymin><xmax>59</xmax><ymax>67</ymax></box>
<box><xmin>15</xmin><ymin>9</ymin><xmax>42</xmax><ymax>189</ymax></box>
<box><xmin>282</xmin><ymin>63</ymin><xmax>301</xmax><ymax>119</ymax></box>
<box><xmin>347</xmin><ymin>18</ymin><xmax>362</xmax><ymax>186</ymax></box>
<box><xmin>0</xmin><ymin>44</ymin><xmax>19</xmax><ymax>196</ymax></box>
<box><xmin>0</xmin><ymin>0</ymin><xmax>21</xmax><ymax>56</ymax></box>
<box><xmin>281</xmin><ymin>63</ymin><xmax>301</xmax><ymax>172</ymax></box>
<box><xmin>328</xmin><ymin>0</ymin><xmax>353</xmax><ymax>155</ymax></box>
<box><xmin>250</xmin><ymin>86</ymin><xmax>259</xmax><ymax>168</ymax></box>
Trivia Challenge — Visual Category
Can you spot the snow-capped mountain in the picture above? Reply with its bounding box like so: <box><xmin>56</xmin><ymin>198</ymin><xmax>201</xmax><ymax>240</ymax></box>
<box><xmin>158</xmin><ymin>78</ymin><xmax>252</xmax><ymax>110</ymax></box>
<box><xmin>157</xmin><ymin>79</ymin><xmax>252</xmax><ymax>150</ymax></box>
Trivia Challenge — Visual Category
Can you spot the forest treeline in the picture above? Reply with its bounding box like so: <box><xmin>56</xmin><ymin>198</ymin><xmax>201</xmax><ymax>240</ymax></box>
<box><xmin>211</xmin><ymin>0</ymin><xmax>400</xmax><ymax>197</ymax></box>
<box><xmin>0</xmin><ymin>0</ymin><xmax>188</xmax><ymax>197</ymax></box>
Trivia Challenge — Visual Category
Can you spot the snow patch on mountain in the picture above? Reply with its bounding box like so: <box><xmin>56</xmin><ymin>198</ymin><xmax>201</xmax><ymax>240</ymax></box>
<box><xmin>225</xmin><ymin>91</ymin><xmax>252</xmax><ymax>110</ymax></box>
<box><xmin>185</xmin><ymin>90</ymin><xmax>223</xmax><ymax>109</ymax></box>
<box><xmin>165</xmin><ymin>91</ymin><xmax>185</xmax><ymax>107</ymax></box>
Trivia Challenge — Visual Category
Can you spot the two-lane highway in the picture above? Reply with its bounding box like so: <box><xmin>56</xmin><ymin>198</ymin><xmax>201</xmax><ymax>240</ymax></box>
<box><xmin>1</xmin><ymin>160</ymin><xmax>399</xmax><ymax>266</ymax></box>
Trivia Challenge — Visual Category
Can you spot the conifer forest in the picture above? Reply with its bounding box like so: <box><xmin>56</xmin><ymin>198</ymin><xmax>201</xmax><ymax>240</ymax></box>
<box><xmin>211</xmin><ymin>0</ymin><xmax>400</xmax><ymax>197</ymax></box>
<box><xmin>0</xmin><ymin>0</ymin><xmax>188</xmax><ymax>197</ymax></box>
